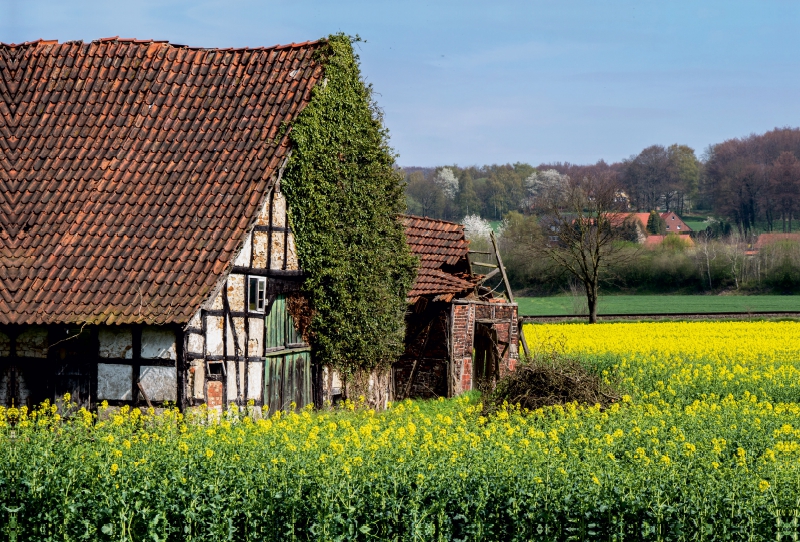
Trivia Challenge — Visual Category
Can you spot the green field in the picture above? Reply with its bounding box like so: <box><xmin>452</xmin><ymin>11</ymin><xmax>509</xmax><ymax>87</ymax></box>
<box><xmin>517</xmin><ymin>294</ymin><xmax>800</xmax><ymax>315</ymax></box>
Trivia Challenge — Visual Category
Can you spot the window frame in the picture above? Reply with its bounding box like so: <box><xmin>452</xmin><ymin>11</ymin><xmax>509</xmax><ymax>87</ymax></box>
<box><xmin>248</xmin><ymin>276</ymin><xmax>267</xmax><ymax>312</ymax></box>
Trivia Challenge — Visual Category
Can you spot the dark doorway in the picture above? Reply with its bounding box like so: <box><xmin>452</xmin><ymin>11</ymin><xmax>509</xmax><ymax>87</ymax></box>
<box><xmin>472</xmin><ymin>323</ymin><xmax>498</xmax><ymax>389</ymax></box>
<box><xmin>0</xmin><ymin>363</ymin><xmax>32</xmax><ymax>408</ymax></box>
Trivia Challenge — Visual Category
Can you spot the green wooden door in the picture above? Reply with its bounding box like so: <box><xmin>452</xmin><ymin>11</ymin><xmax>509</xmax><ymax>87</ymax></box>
<box><xmin>263</xmin><ymin>295</ymin><xmax>311</xmax><ymax>413</ymax></box>
<box><xmin>263</xmin><ymin>351</ymin><xmax>311</xmax><ymax>414</ymax></box>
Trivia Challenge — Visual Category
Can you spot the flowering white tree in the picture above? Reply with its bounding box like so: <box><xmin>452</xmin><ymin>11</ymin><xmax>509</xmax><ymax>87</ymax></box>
<box><xmin>434</xmin><ymin>167</ymin><xmax>459</xmax><ymax>200</ymax></box>
<box><xmin>462</xmin><ymin>214</ymin><xmax>493</xmax><ymax>240</ymax></box>
<box><xmin>524</xmin><ymin>169</ymin><xmax>569</xmax><ymax>208</ymax></box>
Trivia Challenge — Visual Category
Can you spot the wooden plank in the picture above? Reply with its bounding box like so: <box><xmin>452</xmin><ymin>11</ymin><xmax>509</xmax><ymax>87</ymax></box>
<box><xmin>490</xmin><ymin>231</ymin><xmax>515</xmax><ymax>303</ymax></box>
<box><xmin>518</xmin><ymin>320</ymin><xmax>530</xmax><ymax>358</ymax></box>
<box><xmin>282</xmin><ymin>353</ymin><xmax>291</xmax><ymax>410</ymax></box>
<box><xmin>263</xmin><ymin>358</ymin><xmax>272</xmax><ymax>407</ymax></box>
<box><xmin>477</xmin><ymin>268</ymin><xmax>500</xmax><ymax>284</ymax></box>
<box><xmin>304</xmin><ymin>352</ymin><xmax>312</xmax><ymax>408</ymax></box>
<box><xmin>137</xmin><ymin>381</ymin><xmax>153</xmax><ymax>409</ymax></box>
<box><xmin>231</xmin><ymin>266</ymin><xmax>304</xmax><ymax>279</ymax></box>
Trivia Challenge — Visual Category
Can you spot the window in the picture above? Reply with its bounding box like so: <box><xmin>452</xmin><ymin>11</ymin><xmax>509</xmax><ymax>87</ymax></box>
<box><xmin>677</xmin><ymin>225</ymin><xmax>681</xmax><ymax>230</ymax></box>
<box><xmin>248</xmin><ymin>277</ymin><xmax>266</xmax><ymax>312</ymax></box>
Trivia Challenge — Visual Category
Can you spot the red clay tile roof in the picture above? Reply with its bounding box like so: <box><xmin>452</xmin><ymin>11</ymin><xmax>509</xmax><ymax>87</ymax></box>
<box><xmin>0</xmin><ymin>38</ymin><xmax>326</xmax><ymax>325</ymax></box>
<box><xmin>401</xmin><ymin>215</ymin><xmax>470</xmax><ymax>269</ymax></box>
<box><xmin>753</xmin><ymin>233</ymin><xmax>800</xmax><ymax>250</ymax></box>
<box><xmin>401</xmin><ymin>215</ymin><xmax>476</xmax><ymax>301</ymax></box>
<box><xmin>607</xmin><ymin>212</ymin><xmax>649</xmax><ymax>228</ymax></box>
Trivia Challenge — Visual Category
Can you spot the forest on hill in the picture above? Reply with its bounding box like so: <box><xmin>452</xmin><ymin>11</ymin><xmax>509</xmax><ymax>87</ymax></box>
<box><xmin>403</xmin><ymin>127</ymin><xmax>800</xmax><ymax>236</ymax></box>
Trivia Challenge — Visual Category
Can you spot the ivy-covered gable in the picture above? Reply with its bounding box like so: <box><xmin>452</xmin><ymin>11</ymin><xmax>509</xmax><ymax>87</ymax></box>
<box><xmin>282</xmin><ymin>35</ymin><xmax>417</xmax><ymax>375</ymax></box>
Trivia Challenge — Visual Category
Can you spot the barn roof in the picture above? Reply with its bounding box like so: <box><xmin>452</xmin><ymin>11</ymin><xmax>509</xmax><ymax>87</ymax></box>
<box><xmin>401</xmin><ymin>215</ymin><xmax>477</xmax><ymax>302</ymax></box>
<box><xmin>754</xmin><ymin>233</ymin><xmax>800</xmax><ymax>250</ymax></box>
<box><xmin>0</xmin><ymin>38</ymin><xmax>326</xmax><ymax>325</ymax></box>
<box><xmin>401</xmin><ymin>215</ymin><xmax>470</xmax><ymax>269</ymax></box>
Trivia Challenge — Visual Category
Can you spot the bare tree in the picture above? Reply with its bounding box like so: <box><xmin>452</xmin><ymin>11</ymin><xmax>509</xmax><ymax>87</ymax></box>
<box><xmin>723</xmin><ymin>232</ymin><xmax>746</xmax><ymax>290</ymax></box>
<box><xmin>537</xmin><ymin>171</ymin><xmax>628</xmax><ymax>323</ymax></box>
<box><xmin>695</xmin><ymin>230</ymin><xmax>717</xmax><ymax>290</ymax></box>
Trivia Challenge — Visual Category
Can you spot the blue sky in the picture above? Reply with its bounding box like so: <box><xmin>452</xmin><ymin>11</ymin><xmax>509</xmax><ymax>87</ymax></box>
<box><xmin>1</xmin><ymin>0</ymin><xmax>799</xmax><ymax>167</ymax></box>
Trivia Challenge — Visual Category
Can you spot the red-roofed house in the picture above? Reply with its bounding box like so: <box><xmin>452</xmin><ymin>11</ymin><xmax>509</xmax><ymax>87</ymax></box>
<box><xmin>609</xmin><ymin>212</ymin><xmax>693</xmax><ymax>247</ymax></box>
<box><xmin>661</xmin><ymin>211</ymin><xmax>692</xmax><ymax>235</ymax></box>
<box><xmin>397</xmin><ymin>216</ymin><xmax>519</xmax><ymax>399</ymax></box>
<box><xmin>747</xmin><ymin>233</ymin><xmax>800</xmax><ymax>256</ymax></box>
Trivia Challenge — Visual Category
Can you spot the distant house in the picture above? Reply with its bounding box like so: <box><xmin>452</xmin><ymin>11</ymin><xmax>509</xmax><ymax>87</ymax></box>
<box><xmin>746</xmin><ymin>233</ymin><xmax>800</xmax><ymax>256</ymax></box>
<box><xmin>661</xmin><ymin>212</ymin><xmax>691</xmax><ymax>235</ymax></box>
<box><xmin>609</xmin><ymin>211</ymin><xmax>692</xmax><ymax>247</ymax></box>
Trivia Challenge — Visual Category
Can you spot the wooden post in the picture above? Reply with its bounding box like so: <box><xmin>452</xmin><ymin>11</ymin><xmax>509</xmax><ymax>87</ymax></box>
<box><xmin>490</xmin><ymin>231</ymin><xmax>514</xmax><ymax>303</ymax></box>
<box><xmin>518</xmin><ymin>318</ymin><xmax>530</xmax><ymax>358</ymax></box>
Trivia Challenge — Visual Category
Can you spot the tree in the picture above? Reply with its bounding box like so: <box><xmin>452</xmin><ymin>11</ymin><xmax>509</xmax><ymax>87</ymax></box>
<box><xmin>525</xmin><ymin>169</ymin><xmax>569</xmax><ymax>211</ymax></box>
<box><xmin>456</xmin><ymin>170</ymin><xmax>481</xmax><ymax>217</ymax></box>
<box><xmin>405</xmin><ymin>170</ymin><xmax>444</xmax><ymax>218</ymax></box>
<box><xmin>537</xmin><ymin>171</ymin><xmax>628</xmax><ymax>323</ymax></box>
<box><xmin>646</xmin><ymin>210</ymin><xmax>666</xmax><ymax>235</ymax></box>
<box><xmin>434</xmin><ymin>167</ymin><xmax>459</xmax><ymax>200</ymax></box>
<box><xmin>666</xmin><ymin>144</ymin><xmax>700</xmax><ymax>215</ymax></box>
<box><xmin>770</xmin><ymin>151</ymin><xmax>800</xmax><ymax>232</ymax></box>
<box><xmin>281</xmin><ymin>34</ymin><xmax>417</xmax><ymax>375</ymax></box>
<box><xmin>622</xmin><ymin>145</ymin><xmax>670</xmax><ymax>211</ymax></box>
<box><xmin>498</xmin><ymin>211</ymin><xmax>546</xmax><ymax>287</ymax></box>
<box><xmin>704</xmin><ymin>128</ymin><xmax>800</xmax><ymax>233</ymax></box>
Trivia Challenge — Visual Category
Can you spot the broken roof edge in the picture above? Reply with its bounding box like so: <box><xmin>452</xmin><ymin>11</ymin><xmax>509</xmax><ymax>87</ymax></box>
<box><xmin>0</xmin><ymin>37</ymin><xmax>328</xmax><ymax>51</ymax></box>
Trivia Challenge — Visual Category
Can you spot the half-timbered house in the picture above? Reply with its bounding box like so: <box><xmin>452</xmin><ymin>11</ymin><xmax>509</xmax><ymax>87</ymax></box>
<box><xmin>0</xmin><ymin>38</ymin><xmax>325</xmax><ymax>410</ymax></box>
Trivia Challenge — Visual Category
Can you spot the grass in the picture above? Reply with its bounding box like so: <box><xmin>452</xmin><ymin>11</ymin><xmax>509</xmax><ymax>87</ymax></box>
<box><xmin>683</xmin><ymin>220</ymin><xmax>708</xmax><ymax>231</ymax></box>
<box><xmin>516</xmin><ymin>294</ymin><xmax>800</xmax><ymax>316</ymax></box>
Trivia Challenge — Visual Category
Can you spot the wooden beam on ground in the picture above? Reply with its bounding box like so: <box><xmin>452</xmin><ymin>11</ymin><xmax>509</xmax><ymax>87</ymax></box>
<box><xmin>137</xmin><ymin>381</ymin><xmax>153</xmax><ymax>409</ymax></box>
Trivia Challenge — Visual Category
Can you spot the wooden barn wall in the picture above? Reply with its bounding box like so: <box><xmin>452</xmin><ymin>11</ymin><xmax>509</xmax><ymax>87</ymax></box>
<box><xmin>394</xmin><ymin>302</ymin><xmax>451</xmax><ymax>400</ymax></box>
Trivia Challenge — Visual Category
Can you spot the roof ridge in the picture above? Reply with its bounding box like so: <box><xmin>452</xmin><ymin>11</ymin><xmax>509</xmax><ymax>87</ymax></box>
<box><xmin>400</xmin><ymin>214</ymin><xmax>465</xmax><ymax>226</ymax></box>
<box><xmin>0</xmin><ymin>37</ymin><xmax>327</xmax><ymax>51</ymax></box>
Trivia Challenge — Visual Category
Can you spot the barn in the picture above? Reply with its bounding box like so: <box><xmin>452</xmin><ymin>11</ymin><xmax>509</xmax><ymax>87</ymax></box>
<box><xmin>0</xmin><ymin>37</ymin><xmax>329</xmax><ymax>410</ymax></box>
<box><xmin>395</xmin><ymin>216</ymin><xmax>522</xmax><ymax>399</ymax></box>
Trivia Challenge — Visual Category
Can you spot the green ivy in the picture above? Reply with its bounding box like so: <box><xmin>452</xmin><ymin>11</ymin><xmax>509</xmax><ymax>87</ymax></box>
<box><xmin>281</xmin><ymin>34</ymin><xmax>417</xmax><ymax>375</ymax></box>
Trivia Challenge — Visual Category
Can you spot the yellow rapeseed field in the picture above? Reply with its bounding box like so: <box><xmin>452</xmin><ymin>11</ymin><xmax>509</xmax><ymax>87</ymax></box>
<box><xmin>0</xmin><ymin>320</ymin><xmax>798</xmax><ymax>540</ymax></box>
<box><xmin>525</xmin><ymin>320</ymin><xmax>800</xmax><ymax>403</ymax></box>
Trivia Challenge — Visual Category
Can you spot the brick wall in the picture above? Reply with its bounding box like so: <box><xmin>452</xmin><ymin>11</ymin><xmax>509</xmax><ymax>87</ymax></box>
<box><xmin>452</xmin><ymin>301</ymin><xmax>519</xmax><ymax>393</ymax></box>
<box><xmin>451</xmin><ymin>303</ymin><xmax>475</xmax><ymax>395</ymax></box>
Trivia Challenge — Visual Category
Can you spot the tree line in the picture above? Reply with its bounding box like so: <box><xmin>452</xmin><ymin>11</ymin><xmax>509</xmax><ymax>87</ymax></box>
<box><xmin>403</xmin><ymin>127</ymin><xmax>800</xmax><ymax>235</ymax></box>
